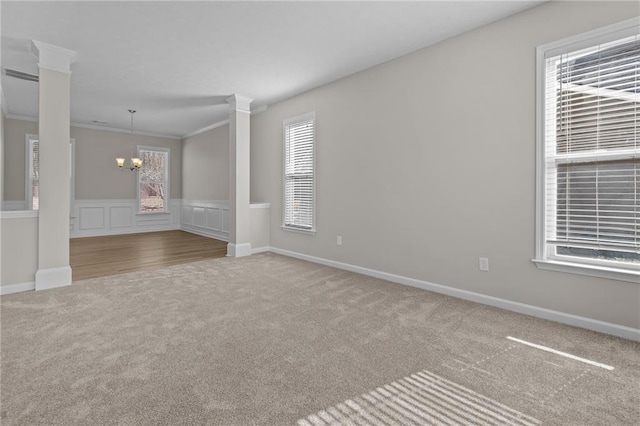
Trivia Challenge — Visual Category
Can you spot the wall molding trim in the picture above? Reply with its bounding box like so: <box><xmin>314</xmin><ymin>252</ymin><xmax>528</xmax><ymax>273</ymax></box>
<box><xmin>180</xmin><ymin>199</ymin><xmax>230</xmax><ymax>241</ymax></box>
<box><xmin>0</xmin><ymin>281</ymin><xmax>35</xmax><ymax>295</ymax></box>
<box><xmin>71</xmin><ymin>199</ymin><xmax>181</xmax><ymax>238</ymax></box>
<box><xmin>3</xmin><ymin>114</ymin><xmax>181</xmax><ymax>140</ymax></box>
<box><xmin>267</xmin><ymin>247</ymin><xmax>640</xmax><ymax>342</ymax></box>
<box><xmin>0</xmin><ymin>209</ymin><xmax>37</xmax><ymax>219</ymax></box>
<box><xmin>251</xmin><ymin>246</ymin><xmax>270</xmax><ymax>254</ymax></box>
<box><xmin>35</xmin><ymin>266</ymin><xmax>72</xmax><ymax>291</ymax></box>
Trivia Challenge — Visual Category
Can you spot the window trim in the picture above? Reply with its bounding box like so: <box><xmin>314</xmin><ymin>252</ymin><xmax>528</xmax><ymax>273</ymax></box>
<box><xmin>534</xmin><ymin>17</ymin><xmax>640</xmax><ymax>283</ymax></box>
<box><xmin>136</xmin><ymin>145</ymin><xmax>170</xmax><ymax>215</ymax></box>
<box><xmin>282</xmin><ymin>111</ymin><xmax>316</xmax><ymax>234</ymax></box>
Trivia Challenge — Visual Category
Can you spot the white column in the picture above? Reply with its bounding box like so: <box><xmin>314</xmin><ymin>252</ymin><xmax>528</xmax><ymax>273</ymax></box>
<box><xmin>227</xmin><ymin>94</ymin><xmax>252</xmax><ymax>257</ymax></box>
<box><xmin>32</xmin><ymin>40</ymin><xmax>76</xmax><ymax>290</ymax></box>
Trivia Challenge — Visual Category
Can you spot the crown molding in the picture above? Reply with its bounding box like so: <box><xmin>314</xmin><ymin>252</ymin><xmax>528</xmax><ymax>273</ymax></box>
<box><xmin>4</xmin><ymin>114</ymin><xmax>181</xmax><ymax>140</ymax></box>
<box><xmin>181</xmin><ymin>105</ymin><xmax>268</xmax><ymax>140</ymax></box>
<box><xmin>5</xmin><ymin>114</ymin><xmax>38</xmax><ymax>123</ymax></box>
<box><xmin>70</xmin><ymin>122</ymin><xmax>182</xmax><ymax>140</ymax></box>
<box><xmin>4</xmin><ymin>105</ymin><xmax>269</xmax><ymax>141</ymax></box>
<box><xmin>182</xmin><ymin>119</ymin><xmax>230</xmax><ymax>139</ymax></box>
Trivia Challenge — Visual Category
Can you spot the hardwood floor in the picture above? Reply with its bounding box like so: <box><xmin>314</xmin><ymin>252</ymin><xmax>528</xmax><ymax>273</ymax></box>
<box><xmin>70</xmin><ymin>230</ymin><xmax>228</xmax><ymax>281</ymax></box>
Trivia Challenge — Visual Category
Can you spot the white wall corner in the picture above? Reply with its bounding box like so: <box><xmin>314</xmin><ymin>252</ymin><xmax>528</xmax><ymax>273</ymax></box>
<box><xmin>226</xmin><ymin>94</ymin><xmax>253</xmax><ymax>114</ymax></box>
<box><xmin>227</xmin><ymin>242</ymin><xmax>252</xmax><ymax>258</ymax></box>
<box><xmin>31</xmin><ymin>40</ymin><xmax>77</xmax><ymax>74</ymax></box>
<box><xmin>35</xmin><ymin>266</ymin><xmax>72</xmax><ymax>291</ymax></box>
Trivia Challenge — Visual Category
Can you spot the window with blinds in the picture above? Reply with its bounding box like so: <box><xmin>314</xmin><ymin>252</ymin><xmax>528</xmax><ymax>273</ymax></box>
<box><xmin>24</xmin><ymin>134</ymin><xmax>75</xmax><ymax>213</ymax></box>
<box><xmin>536</xmin><ymin>19</ymin><xmax>639</xmax><ymax>278</ymax></box>
<box><xmin>283</xmin><ymin>112</ymin><xmax>315</xmax><ymax>232</ymax></box>
<box><xmin>27</xmin><ymin>137</ymin><xmax>40</xmax><ymax>210</ymax></box>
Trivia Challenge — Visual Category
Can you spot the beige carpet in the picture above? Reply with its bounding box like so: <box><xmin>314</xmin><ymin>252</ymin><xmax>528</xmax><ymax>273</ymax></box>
<box><xmin>1</xmin><ymin>253</ymin><xmax>638</xmax><ymax>425</ymax></box>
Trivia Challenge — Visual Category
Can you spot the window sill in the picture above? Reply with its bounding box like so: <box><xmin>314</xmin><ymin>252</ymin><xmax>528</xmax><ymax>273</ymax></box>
<box><xmin>136</xmin><ymin>211</ymin><xmax>170</xmax><ymax>216</ymax></box>
<box><xmin>282</xmin><ymin>225</ymin><xmax>316</xmax><ymax>235</ymax></box>
<box><xmin>533</xmin><ymin>258</ymin><xmax>639</xmax><ymax>283</ymax></box>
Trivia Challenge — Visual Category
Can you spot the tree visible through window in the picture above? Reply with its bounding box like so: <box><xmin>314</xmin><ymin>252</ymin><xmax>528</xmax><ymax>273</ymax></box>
<box><xmin>138</xmin><ymin>147</ymin><xmax>169</xmax><ymax>213</ymax></box>
<box><xmin>29</xmin><ymin>137</ymin><xmax>40</xmax><ymax>210</ymax></box>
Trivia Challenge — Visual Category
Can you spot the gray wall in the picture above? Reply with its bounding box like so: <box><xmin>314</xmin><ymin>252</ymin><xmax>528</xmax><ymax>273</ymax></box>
<box><xmin>1</xmin><ymin>216</ymin><xmax>38</xmax><ymax>287</ymax></box>
<box><xmin>2</xmin><ymin>118</ymin><xmax>182</xmax><ymax>202</ymax></box>
<box><xmin>250</xmin><ymin>1</ymin><xmax>640</xmax><ymax>329</ymax></box>
<box><xmin>181</xmin><ymin>124</ymin><xmax>229</xmax><ymax>201</ymax></box>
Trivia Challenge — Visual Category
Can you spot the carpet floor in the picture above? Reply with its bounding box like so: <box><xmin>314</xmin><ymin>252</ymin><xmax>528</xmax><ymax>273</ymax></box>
<box><xmin>1</xmin><ymin>253</ymin><xmax>639</xmax><ymax>425</ymax></box>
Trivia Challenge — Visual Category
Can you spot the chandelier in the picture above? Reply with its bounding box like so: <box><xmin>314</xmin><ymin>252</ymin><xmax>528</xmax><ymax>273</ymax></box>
<box><xmin>116</xmin><ymin>109</ymin><xmax>143</xmax><ymax>171</ymax></box>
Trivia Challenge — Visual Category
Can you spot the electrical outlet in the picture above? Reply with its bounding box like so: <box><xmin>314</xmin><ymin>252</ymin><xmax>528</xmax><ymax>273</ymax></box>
<box><xmin>336</xmin><ymin>236</ymin><xmax>342</xmax><ymax>246</ymax></box>
<box><xmin>479</xmin><ymin>257</ymin><xmax>489</xmax><ymax>271</ymax></box>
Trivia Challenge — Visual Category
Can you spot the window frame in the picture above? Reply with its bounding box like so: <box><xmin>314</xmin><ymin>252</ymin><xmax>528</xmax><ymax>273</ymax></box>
<box><xmin>534</xmin><ymin>18</ymin><xmax>640</xmax><ymax>283</ymax></box>
<box><xmin>136</xmin><ymin>145</ymin><xmax>170</xmax><ymax>215</ymax></box>
<box><xmin>282</xmin><ymin>111</ymin><xmax>316</xmax><ymax>234</ymax></box>
<box><xmin>25</xmin><ymin>134</ymin><xmax>75</xmax><ymax>213</ymax></box>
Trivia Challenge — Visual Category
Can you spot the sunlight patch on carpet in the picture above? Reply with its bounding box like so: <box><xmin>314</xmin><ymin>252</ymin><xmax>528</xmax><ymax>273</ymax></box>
<box><xmin>298</xmin><ymin>370</ymin><xmax>540</xmax><ymax>426</ymax></box>
<box><xmin>506</xmin><ymin>336</ymin><xmax>614</xmax><ymax>370</ymax></box>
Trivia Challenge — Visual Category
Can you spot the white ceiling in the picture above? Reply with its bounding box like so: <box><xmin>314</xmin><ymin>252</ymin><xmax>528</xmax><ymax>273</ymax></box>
<box><xmin>1</xmin><ymin>1</ymin><xmax>543</xmax><ymax>139</ymax></box>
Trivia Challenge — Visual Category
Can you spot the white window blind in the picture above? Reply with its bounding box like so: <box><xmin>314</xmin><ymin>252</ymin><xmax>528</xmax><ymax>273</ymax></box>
<box><xmin>284</xmin><ymin>113</ymin><xmax>315</xmax><ymax>231</ymax></box>
<box><xmin>28</xmin><ymin>137</ymin><xmax>39</xmax><ymax>210</ymax></box>
<box><xmin>542</xmin><ymin>30</ymin><xmax>639</xmax><ymax>268</ymax></box>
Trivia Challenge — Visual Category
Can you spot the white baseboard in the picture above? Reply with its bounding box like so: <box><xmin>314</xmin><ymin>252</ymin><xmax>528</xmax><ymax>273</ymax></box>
<box><xmin>181</xmin><ymin>224</ymin><xmax>229</xmax><ymax>242</ymax></box>
<box><xmin>35</xmin><ymin>266</ymin><xmax>72</xmax><ymax>291</ymax></box>
<box><xmin>0</xmin><ymin>281</ymin><xmax>35</xmax><ymax>295</ymax></box>
<box><xmin>267</xmin><ymin>247</ymin><xmax>640</xmax><ymax>342</ymax></box>
<box><xmin>228</xmin><ymin>242</ymin><xmax>252</xmax><ymax>257</ymax></box>
<box><xmin>252</xmin><ymin>246</ymin><xmax>270</xmax><ymax>254</ymax></box>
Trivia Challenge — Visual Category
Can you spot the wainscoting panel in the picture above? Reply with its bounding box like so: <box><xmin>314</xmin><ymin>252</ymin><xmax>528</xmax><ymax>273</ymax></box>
<box><xmin>222</xmin><ymin>209</ymin><xmax>230</xmax><ymax>232</ymax></box>
<box><xmin>181</xmin><ymin>200</ymin><xmax>230</xmax><ymax>241</ymax></box>
<box><xmin>206</xmin><ymin>208</ymin><xmax>222</xmax><ymax>231</ymax></box>
<box><xmin>71</xmin><ymin>199</ymin><xmax>181</xmax><ymax>238</ymax></box>
<box><xmin>193</xmin><ymin>207</ymin><xmax>206</xmax><ymax>228</ymax></box>
<box><xmin>110</xmin><ymin>206</ymin><xmax>133</xmax><ymax>228</ymax></box>
<box><xmin>79</xmin><ymin>207</ymin><xmax>105</xmax><ymax>230</ymax></box>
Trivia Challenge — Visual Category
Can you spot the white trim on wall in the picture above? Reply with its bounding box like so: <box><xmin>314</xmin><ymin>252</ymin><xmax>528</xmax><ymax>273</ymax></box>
<box><xmin>0</xmin><ymin>281</ymin><xmax>36</xmax><ymax>295</ymax></box>
<box><xmin>267</xmin><ymin>247</ymin><xmax>640</xmax><ymax>342</ymax></box>
<box><xmin>4</xmin><ymin>114</ymin><xmax>182</xmax><ymax>140</ymax></box>
<box><xmin>71</xmin><ymin>199</ymin><xmax>181</xmax><ymax>238</ymax></box>
<box><xmin>1</xmin><ymin>201</ymin><xmax>28</xmax><ymax>212</ymax></box>
<box><xmin>180</xmin><ymin>199</ymin><xmax>230</xmax><ymax>241</ymax></box>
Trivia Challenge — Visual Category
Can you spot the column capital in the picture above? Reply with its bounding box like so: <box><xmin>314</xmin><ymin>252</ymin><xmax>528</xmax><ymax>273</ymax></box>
<box><xmin>226</xmin><ymin>94</ymin><xmax>253</xmax><ymax>114</ymax></box>
<box><xmin>31</xmin><ymin>40</ymin><xmax>77</xmax><ymax>74</ymax></box>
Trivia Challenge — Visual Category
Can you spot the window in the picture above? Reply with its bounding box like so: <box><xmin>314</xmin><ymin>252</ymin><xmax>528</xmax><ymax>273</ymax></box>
<box><xmin>25</xmin><ymin>134</ymin><xmax>75</xmax><ymax>212</ymax></box>
<box><xmin>26</xmin><ymin>135</ymin><xmax>40</xmax><ymax>210</ymax></box>
<box><xmin>535</xmin><ymin>19</ymin><xmax>639</xmax><ymax>281</ymax></box>
<box><xmin>137</xmin><ymin>146</ymin><xmax>169</xmax><ymax>213</ymax></box>
<box><xmin>283</xmin><ymin>112</ymin><xmax>315</xmax><ymax>232</ymax></box>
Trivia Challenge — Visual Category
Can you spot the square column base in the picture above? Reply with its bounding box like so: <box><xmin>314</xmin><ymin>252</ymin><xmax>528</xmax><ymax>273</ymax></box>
<box><xmin>227</xmin><ymin>243</ymin><xmax>252</xmax><ymax>258</ymax></box>
<box><xmin>35</xmin><ymin>266</ymin><xmax>72</xmax><ymax>291</ymax></box>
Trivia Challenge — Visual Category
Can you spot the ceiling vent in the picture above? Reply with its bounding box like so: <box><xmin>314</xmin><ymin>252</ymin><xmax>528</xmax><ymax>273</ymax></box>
<box><xmin>4</xmin><ymin>68</ymin><xmax>39</xmax><ymax>82</ymax></box>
